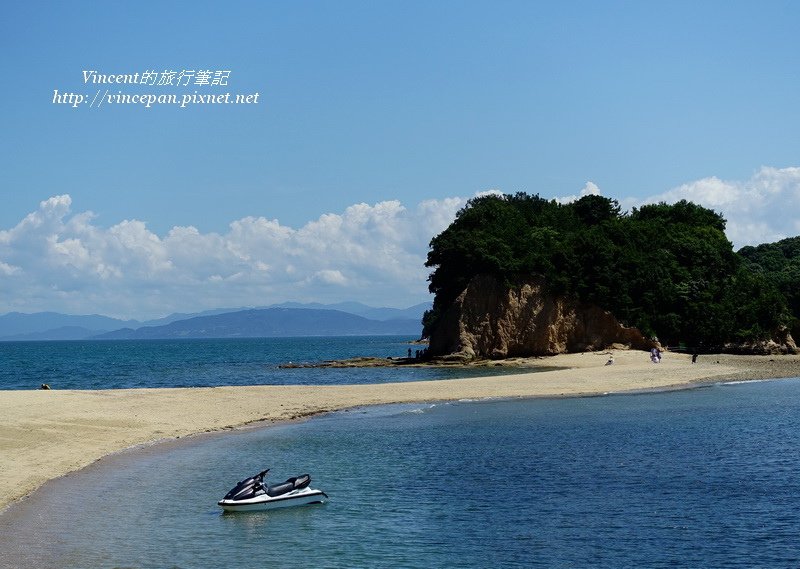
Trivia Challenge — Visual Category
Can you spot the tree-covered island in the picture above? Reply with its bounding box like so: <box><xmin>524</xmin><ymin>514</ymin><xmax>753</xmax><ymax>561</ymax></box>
<box><xmin>423</xmin><ymin>193</ymin><xmax>798</xmax><ymax>356</ymax></box>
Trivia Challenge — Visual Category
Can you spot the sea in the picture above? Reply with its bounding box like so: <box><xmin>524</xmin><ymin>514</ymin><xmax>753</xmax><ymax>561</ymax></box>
<box><xmin>0</xmin><ymin>336</ymin><xmax>530</xmax><ymax>391</ymax></box>
<box><xmin>1</xmin><ymin>337</ymin><xmax>799</xmax><ymax>568</ymax></box>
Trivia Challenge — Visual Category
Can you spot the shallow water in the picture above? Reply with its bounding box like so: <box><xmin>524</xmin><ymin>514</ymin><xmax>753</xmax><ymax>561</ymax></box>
<box><xmin>2</xmin><ymin>379</ymin><xmax>799</xmax><ymax>568</ymax></box>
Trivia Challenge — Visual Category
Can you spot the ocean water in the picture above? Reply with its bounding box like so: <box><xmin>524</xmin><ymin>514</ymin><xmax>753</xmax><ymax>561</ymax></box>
<box><xmin>2</xmin><ymin>379</ymin><xmax>800</xmax><ymax>568</ymax></box>
<box><xmin>0</xmin><ymin>337</ymin><xmax>534</xmax><ymax>390</ymax></box>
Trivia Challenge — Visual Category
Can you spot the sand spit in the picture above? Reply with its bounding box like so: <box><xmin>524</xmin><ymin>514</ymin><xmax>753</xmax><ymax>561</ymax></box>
<box><xmin>1</xmin><ymin>350</ymin><xmax>798</xmax><ymax>511</ymax></box>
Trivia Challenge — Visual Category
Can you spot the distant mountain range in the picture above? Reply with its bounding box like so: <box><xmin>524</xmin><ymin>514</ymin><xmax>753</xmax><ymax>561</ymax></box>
<box><xmin>267</xmin><ymin>301</ymin><xmax>428</xmax><ymax>321</ymax></box>
<box><xmin>94</xmin><ymin>308</ymin><xmax>421</xmax><ymax>339</ymax></box>
<box><xmin>0</xmin><ymin>302</ymin><xmax>430</xmax><ymax>341</ymax></box>
<box><xmin>0</xmin><ymin>312</ymin><xmax>139</xmax><ymax>341</ymax></box>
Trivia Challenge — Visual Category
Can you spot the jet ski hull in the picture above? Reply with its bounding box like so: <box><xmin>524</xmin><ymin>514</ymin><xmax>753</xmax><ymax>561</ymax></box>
<box><xmin>218</xmin><ymin>487</ymin><xmax>327</xmax><ymax>512</ymax></box>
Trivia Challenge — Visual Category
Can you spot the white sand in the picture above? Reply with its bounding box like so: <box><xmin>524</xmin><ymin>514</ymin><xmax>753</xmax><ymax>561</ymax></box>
<box><xmin>1</xmin><ymin>350</ymin><xmax>796</xmax><ymax>511</ymax></box>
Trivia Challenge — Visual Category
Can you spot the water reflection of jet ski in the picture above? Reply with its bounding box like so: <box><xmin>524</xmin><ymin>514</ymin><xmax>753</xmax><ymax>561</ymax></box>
<box><xmin>218</xmin><ymin>469</ymin><xmax>328</xmax><ymax>512</ymax></box>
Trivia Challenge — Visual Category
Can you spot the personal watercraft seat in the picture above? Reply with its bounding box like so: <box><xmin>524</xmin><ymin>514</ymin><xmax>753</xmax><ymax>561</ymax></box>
<box><xmin>266</xmin><ymin>474</ymin><xmax>312</xmax><ymax>497</ymax></box>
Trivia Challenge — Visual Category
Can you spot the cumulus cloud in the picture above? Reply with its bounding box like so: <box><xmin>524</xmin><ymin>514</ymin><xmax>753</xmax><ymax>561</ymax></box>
<box><xmin>2</xmin><ymin>172</ymin><xmax>796</xmax><ymax>318</ymax></box>
<box><xmin>554</xmin><ymin>181</ymin><xmax>602</xmax><ymax>204</ymax></box>
<box><xmin>551</xmin><ymin>169</ymin><xmax>800</xmax><ymax>249</ymax></box>
<box><xmin>0</xmin><ymin>194</ymin><xmax>467</xmax><ymax>318</ymax></box>
<box><xmin>638</xmin><ymin>166</ymin><xmax>800</xmax><ymax>248</ymax></box>
<box><xmin>306</xmin><ymin>269</ymin><xmax>348</xmax><ymax>286</ymax></box>
<box><xmin>0</xmin><ymin>262</ymin><xmax>19</xmax><ymax>276</ymax></box>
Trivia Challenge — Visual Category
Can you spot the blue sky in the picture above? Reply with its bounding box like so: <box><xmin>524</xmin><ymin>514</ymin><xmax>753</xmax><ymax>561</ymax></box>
<box><xmin>1</xmin><ymin>1</ymin><xmax>799</xmax><ymax>318</ymax></box>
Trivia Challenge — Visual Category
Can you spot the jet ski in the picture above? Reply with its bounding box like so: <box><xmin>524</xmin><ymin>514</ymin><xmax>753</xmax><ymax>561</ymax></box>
<box><xmin>218</xmin><ymin>469</ymin><xmax>328</xmax><ymax>512</ymax></box>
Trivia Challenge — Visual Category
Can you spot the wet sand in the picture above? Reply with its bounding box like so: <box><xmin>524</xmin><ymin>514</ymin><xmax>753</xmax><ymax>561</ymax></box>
<box><xmin>1</xmin><ymin>350</ymin><xmax>798</xmax><ymax>511</ymax></box>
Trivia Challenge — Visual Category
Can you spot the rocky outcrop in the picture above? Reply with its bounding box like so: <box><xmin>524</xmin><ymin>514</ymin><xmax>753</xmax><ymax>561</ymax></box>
<box><xmin>428</xmin><ymin>274</ymin><xmax>656</xmax><ymax>359</ymax></box>
<box><xmin>724</xmin><ymin>326</ymin><xmax>798</xmax><ymax>355</ymax></box>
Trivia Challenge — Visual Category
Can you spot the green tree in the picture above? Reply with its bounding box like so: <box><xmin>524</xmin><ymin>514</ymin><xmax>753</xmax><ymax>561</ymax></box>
<box><xmin>423</xmin><ymin>192</ymin><xmax>792</xmax><ymax>349</ymax></box>
<box><xmin>738</xmin><ymin>236</ymin><xmax>800</xmax><ymax>338</ymax></box>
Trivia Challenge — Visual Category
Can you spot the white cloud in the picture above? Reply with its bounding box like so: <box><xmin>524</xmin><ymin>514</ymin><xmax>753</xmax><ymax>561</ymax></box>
<box><xmin>638</xmin><ymin>166</ymin><xmax>800</xmax><ymax>247</ymax></box>
<box><xmin>306</xmin><ymin>269</ymin><xmax>348</xmax><ymax>286</ymax></box>
<box><xmin>0</xmin><ymin>193</ymin><xmax>470</xmax><ymax>318</ymax></box>
<box><xmin>0</xmin><ymin>261</ymin><xmax>20</xmax><ymax>276</ymax></box>
<box><xmin>554</xmin><ymin>181</ymin><xmax>602</xmax><ymax>204</ymax></box>
<box><xmin>474</xmin><ymin>189</ymin><xmax>504</xmax><ymax>199</ymax></box>
<box><xmin>2</xmin><ymin>175</ymin><xmax>796</xmax><ymax>318</ymax></box>
<box><xmin>551</xmin><ymin>170</ymin><xmax>800</xmax><ymax>248</ymax></box>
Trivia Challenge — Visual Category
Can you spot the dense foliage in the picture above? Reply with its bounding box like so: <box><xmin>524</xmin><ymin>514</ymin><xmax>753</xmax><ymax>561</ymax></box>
<box><xmin>423</xmin><ymin>193</ymin><xmax>793</xmax><ymax>349</ymax></box>
<box><xmin>738</xmin><ymin>237</ymin><xmax>800</xmax><ymax>340</ymax></box>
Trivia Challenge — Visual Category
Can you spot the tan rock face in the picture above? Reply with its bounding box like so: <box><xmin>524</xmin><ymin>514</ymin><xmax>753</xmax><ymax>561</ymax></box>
<box><xmin>428</xmin><ymin>274</ymin><xmax>656</xmax><ymax>359</ymax></box>
<box><xmin>725</xmin><ymin>326</ymin><xmax>798</xmax><ymax>355</ymax></box>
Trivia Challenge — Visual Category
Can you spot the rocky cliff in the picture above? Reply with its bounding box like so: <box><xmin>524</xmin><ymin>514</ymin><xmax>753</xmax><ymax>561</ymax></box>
<box><xmin>428</xmin><ymin>274</ymin><xmax>656</xmax><ymax>359</ymax></box>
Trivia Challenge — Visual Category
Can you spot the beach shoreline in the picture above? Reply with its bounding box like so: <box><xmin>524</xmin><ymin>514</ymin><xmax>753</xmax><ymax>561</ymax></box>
<box><xmin>1</xmin><ymin>350</ymin><xmax>798</xmax><ymax>513</ymax></box>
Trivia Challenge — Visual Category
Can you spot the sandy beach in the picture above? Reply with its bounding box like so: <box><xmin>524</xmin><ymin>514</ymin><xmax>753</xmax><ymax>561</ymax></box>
<box><xmin>1</xmin><ymin>350</ymin><xmax>798</xmax><ymax>512</ymax></box>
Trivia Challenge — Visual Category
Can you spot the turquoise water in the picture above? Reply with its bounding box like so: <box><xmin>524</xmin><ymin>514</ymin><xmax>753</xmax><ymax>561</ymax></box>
<box><xmin>2</xmin><ymin>379</ymin><xmax>800</xmax><ymax>568</ymax></box>
<box><xmin>0</xmin><ymin>337</ymin><xmax>531</xmax><ymax>390</ymax></box>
